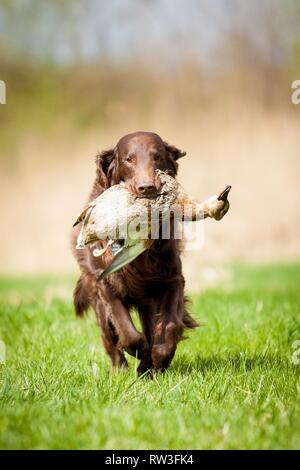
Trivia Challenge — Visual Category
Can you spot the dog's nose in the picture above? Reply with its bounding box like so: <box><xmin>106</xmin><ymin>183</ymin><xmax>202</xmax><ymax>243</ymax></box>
<box><xmin>138</xmin><ymin>182</ymin><xmax>156</xmax><ymax>196</ymax></box>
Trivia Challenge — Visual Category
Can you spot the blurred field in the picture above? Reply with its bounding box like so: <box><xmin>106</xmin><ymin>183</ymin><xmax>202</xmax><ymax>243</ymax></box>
<box><xmin>0</xmin><ymin>264</ymin><xmax>299</xmax><ymax>450</ymax></box>
<box><xmin>1</xmin><ymin>1</ymin><xmax>300</xmax><ymax>287</ymax></box>
<box><xmin>1</xmin><ymin>106</ymin><xmax>300</xmax><ymax>291</ymax></box>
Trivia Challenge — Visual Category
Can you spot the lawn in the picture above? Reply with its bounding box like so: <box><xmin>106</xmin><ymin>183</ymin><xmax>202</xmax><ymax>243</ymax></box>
<box><xmin>0</xmin><ymin>264</ymin><xmax>299</xmax><ymax>450</ymax></box>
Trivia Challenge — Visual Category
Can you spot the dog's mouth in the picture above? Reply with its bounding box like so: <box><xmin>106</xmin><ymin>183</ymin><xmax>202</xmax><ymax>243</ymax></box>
<box><xmin>121</xmin><ymin>182</ymin><xmax>159</xmax><ymax>199</ymax></box>
<box><xmin>121</xmin><ymin>175</ymin><xmax>163</xmax><ymax>199</ymax></box>
<box><xmin>135</xmin><ymin>194</ymin><xmax>158</xmax><ymax>200</ymax></box>
<box><xmin>129</xmin><ymin>189</ymin><xmax>160</xmax><ymax>200</ymax></box>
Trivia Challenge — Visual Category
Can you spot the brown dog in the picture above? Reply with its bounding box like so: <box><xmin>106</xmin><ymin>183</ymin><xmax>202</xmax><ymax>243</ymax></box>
<box><xmin>71</xmin><ymin>131</ymin><xmax>201</xmax><ymax>373</ymax></box>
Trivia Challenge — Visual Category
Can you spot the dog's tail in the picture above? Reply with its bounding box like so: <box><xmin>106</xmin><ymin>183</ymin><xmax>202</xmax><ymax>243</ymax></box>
<box><xmin>183</xmin><ymin>296</ymin><xmax>199</xmax><ymax>330</ymax></box>
<box><xmin>73</xmin><ymin>274</ymin><xmax>90</xmax><ymax>316</ymax></box>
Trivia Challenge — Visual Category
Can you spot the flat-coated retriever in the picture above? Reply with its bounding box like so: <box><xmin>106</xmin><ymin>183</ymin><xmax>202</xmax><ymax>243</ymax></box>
<box><xmin>72</xmin><ymin>131</ymin><xmax>201</xmax><ymax>373</ymax></box>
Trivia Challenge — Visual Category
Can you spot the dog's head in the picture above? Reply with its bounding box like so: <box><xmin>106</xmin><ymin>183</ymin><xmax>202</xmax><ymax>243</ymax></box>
<box><xmin>95</xmin><ymin>131</ymin><xmax>186</xmax><ymax>197</ymax></box>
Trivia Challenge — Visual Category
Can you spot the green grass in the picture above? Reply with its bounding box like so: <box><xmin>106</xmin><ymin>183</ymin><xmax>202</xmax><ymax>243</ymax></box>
<box><xmin>0</xmin><ymin>265</ymin><xmax>299</xmax><ymax>450</ymax></box>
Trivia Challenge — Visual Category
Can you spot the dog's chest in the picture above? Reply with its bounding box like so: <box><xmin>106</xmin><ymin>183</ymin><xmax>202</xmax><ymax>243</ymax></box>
<box><xmin>106</xmin><ymin>239</ymin><xmax>182</xmax><ymax>300</ymax></box>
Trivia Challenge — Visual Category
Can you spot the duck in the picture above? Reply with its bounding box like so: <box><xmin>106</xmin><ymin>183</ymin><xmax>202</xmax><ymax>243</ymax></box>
<box><xmin>73</xmin><ymin>170</ymin><xmax>231</xmax><ymax>280</ymax></box>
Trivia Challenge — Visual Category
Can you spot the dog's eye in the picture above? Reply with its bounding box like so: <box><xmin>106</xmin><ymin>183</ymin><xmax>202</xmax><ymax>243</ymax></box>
<box><xmin>153</xmin><ymin>153</ymin><xmax>160</xmax><ymax>162</ymax></box>
<box><xmin>125</xmin><ymin>154</ymin><xmax>134</xmax><ymax>163</ymax></box>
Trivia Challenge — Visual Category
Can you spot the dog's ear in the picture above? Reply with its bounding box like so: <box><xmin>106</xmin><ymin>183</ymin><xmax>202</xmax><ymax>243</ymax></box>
<box><xmin>164</xmin><ymin>142</ymin><xmax>186</xmax><ymax>161</ymax></box>
<box><xmin>95</xmin><ymin>148</ymin><xmax>117</xmax><ymax>189</ymax></box>
<box><xmin>164</xmin><ymin>142</ymin><xmax>186</xmax><ymax>175</ymax></box>
<box><xmin>107</xmin><ymin>150</ymin><xmax>119</xmax><ymax>186</ymax></box>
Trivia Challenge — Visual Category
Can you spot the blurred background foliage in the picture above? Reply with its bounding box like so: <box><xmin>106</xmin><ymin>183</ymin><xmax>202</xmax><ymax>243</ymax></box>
<box><xmin>1</xmin><ymin>0</ymin><xmax>300</xmax><ymax>146</ymax></box>
<box><xmin>0</xmin><ymin>0</ymin><xmax>300</xmax><ymax>284</ymax></box>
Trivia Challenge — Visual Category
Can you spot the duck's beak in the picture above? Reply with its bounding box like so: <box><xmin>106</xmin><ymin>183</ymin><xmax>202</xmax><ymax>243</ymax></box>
<box><xmin>97</xmin><ymin>240</ymin><xmax>148</xmax><ymax>281</ymax></box>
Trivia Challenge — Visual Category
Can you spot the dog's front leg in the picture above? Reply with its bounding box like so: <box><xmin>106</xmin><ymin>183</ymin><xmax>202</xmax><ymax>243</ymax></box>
<box><xmin>137</xmin><ymin>302</ymin><xmax>157</xmax><ymax>375</ymax></box>
<box><xmin>101</xmin><ymin>286</ymin><xmax>148</xmax><ymax>360</ymax></box>
<box><xmin>151</xmin><ymin>285</ymin><xmax>184</xmax><ymax>371</ymax></box>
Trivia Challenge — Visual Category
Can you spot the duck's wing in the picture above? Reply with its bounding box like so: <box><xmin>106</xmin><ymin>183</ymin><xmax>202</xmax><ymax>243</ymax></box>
<box><xmin>73</xmin><ymin>201</ymin><xmax>96</xmax><ymax>227</ymax></box>
<box><xmin>97</xmin><ymin>240</ymin><xmax>147</xmax><ymax>281</ymax></box>
<box><xmin>74</xmin><ymin>202</ymin><xmax>97</xmax><ymax>249</ymax></box>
